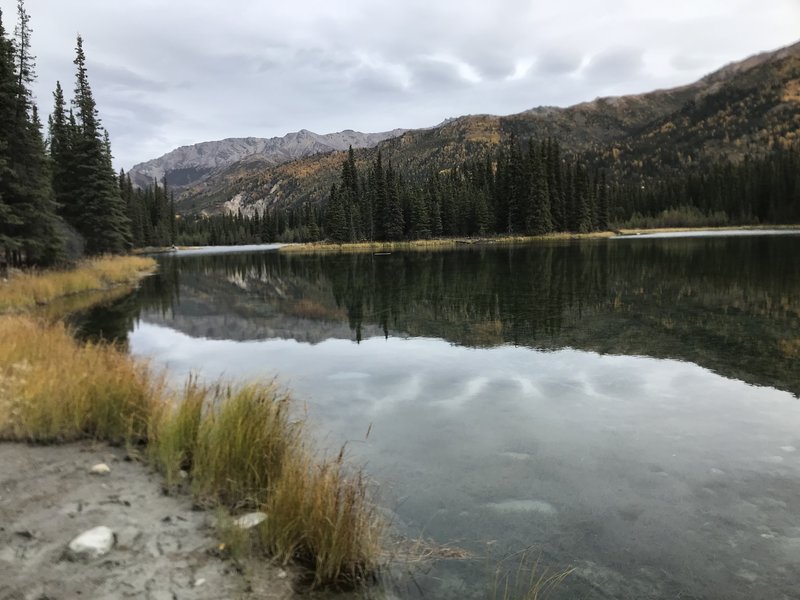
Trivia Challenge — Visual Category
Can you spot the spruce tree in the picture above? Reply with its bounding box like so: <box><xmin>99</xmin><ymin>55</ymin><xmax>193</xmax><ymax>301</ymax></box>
<box><xmin>66</xmin><ymin>35</ymin><xmax>130</xmax><ymax>254</ymax></box>
<box><xmin>0</xmin><ymin>9</ymin><xmax>20</xmax><ymax>264</ymax></box>
<box><xmin>596</xmin><ymin>170</ymin><xmax>609</xmax><ymax>230</ymax></box>
<box><xmin>0</xmin><ymin>3</ymin><xmax>62</xmax><ymax>266</ymax></box>
<box><xmin>325</xmin><ymin>184</ymin><xmax>348</xmax><ymax>242</ymax></box>
<box><xmin>383</xmin><ymin>162</ymin><xmax>405</xmax><ymax>240</ymax></box>
<box><xmin>528</xmin><ymin>151</ymin><xmax>552</xmax><ymax>234</ymax></box>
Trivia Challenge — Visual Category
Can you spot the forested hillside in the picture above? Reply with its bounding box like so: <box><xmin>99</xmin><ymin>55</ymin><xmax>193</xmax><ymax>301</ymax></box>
<box><xmin>175</xmin><ymin>138</ymin><xmax>799</xmax><ymax>246</ymax></box>
<box><xmin>174</xmin><ymin>40</ymin><xmax>800</xmax><ymax>241</ymax></box>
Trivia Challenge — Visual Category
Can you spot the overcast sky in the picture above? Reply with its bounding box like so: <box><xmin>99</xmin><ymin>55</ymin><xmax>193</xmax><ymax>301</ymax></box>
<box><xmin>1</xmin><ymin>0</ymin><xmax>797</xmax><ymax>169</ymax></box>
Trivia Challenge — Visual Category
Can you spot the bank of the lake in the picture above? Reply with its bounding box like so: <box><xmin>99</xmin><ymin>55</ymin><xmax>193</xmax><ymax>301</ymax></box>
<box><xmin>272</xmin><ymin>225</ymin><xmax>800</xmax><ymax>254</ymax></box>
<box><xmin>0</xmin><ymin>257</ymin><xmax>384</xmax><ymax>597</ymax></box>
<box><xmin>0</xmin><ymin>256</ymin><xmax>156</xmax><ymax>314</ymax></box>
<box><xmin>279</xmin><ymin>232</ymin><xmax>615</xmax><ymax>254</ymax></box>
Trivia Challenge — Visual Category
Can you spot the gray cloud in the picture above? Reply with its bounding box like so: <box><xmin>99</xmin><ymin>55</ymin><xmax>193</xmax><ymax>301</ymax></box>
<box><xmin>535</xmin><ymin>50</ymin><xmax>583</xmax><ymax>76</ymax></box>
<box><xmin>583</xmin><ymin>48</ymin><xmax>644</xmax><ymax>82</ymax></box>
<box><xmin>1</xmin><ymin>0</ymin><xmax>797</xmax><ymax>168</ymax></box>
<box><xmin>408</xmin><ymin>57</ymin><xmax>472</xmax><ymax>91</ymax></box>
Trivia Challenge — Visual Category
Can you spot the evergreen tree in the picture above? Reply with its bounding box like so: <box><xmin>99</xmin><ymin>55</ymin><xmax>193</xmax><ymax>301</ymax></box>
<box><xmin>383</xmin><ymin>162</ymin><xmax>405</xmax><ymax>240</ymax></box>
<box><xmin>575</xmin><ymin>165</ymin><xmax>593</xmax><ymax>233</ymax></box>
<box><xmin>528</xmin><ymin>151</ymin><xmax>552</xmax><ymax>234</ymax></box>
<box><xmin>0</xmin><ymin>3</ymin><xmax>62</xmax><ymax>266</ymax></box>
<box><xmin>325</xmin><ymin>184</ymin><xmax>349</xmax><ymax>242</ymax></box>
<box><xmin>596</xmin><ymin>170</ymin><xmax>609</xmax><ymax>230</ymax></box>
<box><xmin>65</xmin><ymin>35</ymin><xmax>130</xmax><ymax>254</ymax></box>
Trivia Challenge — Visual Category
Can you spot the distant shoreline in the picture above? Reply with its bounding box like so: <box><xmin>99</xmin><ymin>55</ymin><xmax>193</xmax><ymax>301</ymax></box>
<box><xmin>129</xmin><ymin>224</ymin><xmax>800</xmax><ymax>256</ymax></box>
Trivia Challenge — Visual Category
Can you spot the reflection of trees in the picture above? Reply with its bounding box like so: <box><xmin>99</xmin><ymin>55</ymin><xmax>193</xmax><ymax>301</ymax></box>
<box><xmin>68</xmin><ymin>259</ymin><xmax>182</xmax><ymax>346</ymax></box>
<box><xmin>85</xmin><ymin>238</ymin><xmax>800</xmax><ymax>396</ymax></box>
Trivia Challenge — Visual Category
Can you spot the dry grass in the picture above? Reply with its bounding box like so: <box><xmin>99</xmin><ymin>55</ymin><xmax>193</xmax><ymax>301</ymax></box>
<box><xmin>279</xmin><ymin>238</ymin><xmax>461</xmax><ymax>254</ymax></box>
<box><xmin>280</xmin><ymin>232</ymin><xmax>615</xmax><ymax>255</ymax></box>
<box><xmin>0</xmin><ymin>316</ymin><xmax>157</xmax><ymax>444</ymax></box>
<box><xmin>259</xmin><ymin>448</ymin><xmax>383</xmax><ymax>586</ymax></box>
<box><xmin>615</xmin><ymin>224</ymin><xmax>800</xmax><ymax>235</ymax></box>
<box><xmin>147</xmin><ymin>378</ymin><xmax>205</xmax><ymax>490</ymax></box>
<box><xmin>0</xmin><ymin>256</ymin><xmax>156</xmax><ymax>313</ymax></box>
<box><xmin>191</xmin><ymin>384</ymin><xmax>301</xmax><ymax>509</ymax></box>
<box><xmin>0</xmin><ymin>314</ymin><xmax>383</xmax><ymax>587</ymax></box>
<box><xmin>492</xmin><ymin>551</ymin><xmax>573</xmax><ymax>600</ymax></box>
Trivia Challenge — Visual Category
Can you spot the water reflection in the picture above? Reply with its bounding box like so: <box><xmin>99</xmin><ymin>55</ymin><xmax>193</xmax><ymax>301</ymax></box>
<box><xmin>79</xmin><ymin>235</ymin><xmax>800</xmax><ymax>396</ymax></box>
<box><xmin>73</xmin><ymin>235</ymin><xmax>800</xmax><ymax>599</ymax></box>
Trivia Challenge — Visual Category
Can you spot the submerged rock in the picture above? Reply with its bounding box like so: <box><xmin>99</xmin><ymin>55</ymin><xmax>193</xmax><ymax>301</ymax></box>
<box><xmin>67</xmin><ymin>526</ymin><xmax>115</xmax><ymax>560</ymax></box>
<box><xmin>485</xmin><ymin>499</ymin><xmax>557</xmax><ymax>515</ymax></box>
<box><xmin>233</xmin><ymin>512</ymin><xmax>267</xmax><ymax>529</ymax></box>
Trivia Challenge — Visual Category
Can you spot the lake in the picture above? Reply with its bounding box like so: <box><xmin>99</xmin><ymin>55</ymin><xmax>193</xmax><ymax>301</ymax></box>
<box><xmin>75</xmin><ymin>233</ymin><xmax>800</xmax><ymax>599</ymax></box>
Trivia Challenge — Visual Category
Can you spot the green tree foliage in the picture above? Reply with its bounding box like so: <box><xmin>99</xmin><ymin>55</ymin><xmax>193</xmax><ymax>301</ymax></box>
<box><xmin>0</xmin><ymin>3</ymin><xmax>62</xmax><ymax>267</ymax></box>
<box><xmin>120</xmin><ymin>172</ymin><xmax>176</xmax><ymax>248</ymax></box>
<box><xmin>57</xmin><ymin>35</ymin><xmax>131</xmax><ymax>254</ymax></box>
<box><xmin>176</xmin><ymin>136</ymin><xmax>800</xmax><ymax>247</ymax></box>
<box><xmin>1</xmin><ymin>1</ymin><xmax>134</xmax><ymax>265</ymax></box>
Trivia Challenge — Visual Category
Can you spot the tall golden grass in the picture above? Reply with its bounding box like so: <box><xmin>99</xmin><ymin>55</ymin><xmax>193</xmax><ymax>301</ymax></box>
<box><xmin>191</xmin><ymin>384</ymin><xmax>300</xmax><ymax>509</ymax></box>
<box><xmin>0</xmin><ymin>316</ymin><xmax>156</xmax><ymax>444</ymax></box>
<box><xmin>0</xmin><ymin>314</ymin><xmax>383</xmax><ymax>586</ymax></box>
<box><xmin>0</xmin><ymin>256</ymin><xmax>156</xmax><ymax>313</ymax></box>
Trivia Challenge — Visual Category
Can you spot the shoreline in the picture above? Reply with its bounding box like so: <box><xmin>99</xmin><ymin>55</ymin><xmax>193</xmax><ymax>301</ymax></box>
<box><xmin>0</xmin><ymin>256</ymin><xmax>384</xmax><ymax>595</ymax></box>
<box><xmin>132</xmin><ymin>225</ymin><xmax>800</xmax><ymax>257</ymax></box>
<box><xmin>0</xmin><ymin>441</ymin><xmax>293</xmax><ymax>599</ymax></box>
<box><xmin>278</xmin><ymin>225</ymin><xmax>800</xmax><ymax>254</ymax></box>
<box><xmin>0</xmin><ymin>256</ymin><xmax>157</xmax><ymax>316</ymax></box>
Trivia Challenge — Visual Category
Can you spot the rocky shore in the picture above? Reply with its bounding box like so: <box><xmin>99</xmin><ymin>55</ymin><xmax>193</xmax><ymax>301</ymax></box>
<box><xmin>0</xmin><ymin>442</ymin><xmax>294</xmax><ymax>600</ymax></box>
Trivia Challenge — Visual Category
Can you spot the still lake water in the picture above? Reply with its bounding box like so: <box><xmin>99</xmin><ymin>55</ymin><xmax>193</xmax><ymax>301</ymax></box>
<box><xmin>76</xmin><ymin>233</ymin><xmax>800</xmax><ymax>599</ymax></box>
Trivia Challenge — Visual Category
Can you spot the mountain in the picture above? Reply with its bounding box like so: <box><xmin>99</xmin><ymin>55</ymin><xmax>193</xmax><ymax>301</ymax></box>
<box><xmin>172</xmin><ymin>40</ymin><xmax>800</xmax><ymax>216</ymax></box>
<box><xmin>126</xmin><ymin>128</ymin><xmax>407</xmax><ymax>191</ymax></box>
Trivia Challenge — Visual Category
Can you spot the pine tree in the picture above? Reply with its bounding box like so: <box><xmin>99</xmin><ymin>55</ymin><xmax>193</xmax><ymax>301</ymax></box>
<box><xmin>596</xmin><ymin>170</ymin><xmax>609</xmax><ymax>230</ymax></box>
<box><xmin>325</xmin><ymin>184</ymin><xmax>348</xmax><ymax>242</ymax></box>
<box><xmin>0</xmin><ymin>9</ymin><xmax>21</xmax><ymax>264</ymax></box>
<box><xmin>527</xmin><ymin>150</ymin><xmax>552</xmax><ymax>234</ymax></box>
<box><xmin>0</xmin><ymin>3</ymin><xmax>62</xmax><ymax>266</ymax></box>
<box><xmin>65</xmin><ymin>35</ymin><xmax>130</xmax><ymax>254</ymax></box>
<box><xmin>384</xmin><ymin>162</ymin><xmax>405</xmax><ymax>240</ymax></box>
<box><xmin>575</xmin><ymin>166</ymin><xmax>593</xmax><ymax>233</ymax></box>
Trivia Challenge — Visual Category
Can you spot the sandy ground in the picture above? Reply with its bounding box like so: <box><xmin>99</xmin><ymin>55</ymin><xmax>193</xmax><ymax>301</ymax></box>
<box><xmin>0</xmin><ymin>441</ymin><xmax>295</xmax><ymax>600</ymax></box>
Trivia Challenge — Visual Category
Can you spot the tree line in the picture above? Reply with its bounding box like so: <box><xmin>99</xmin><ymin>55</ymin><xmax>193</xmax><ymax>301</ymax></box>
<box><xmin>0</xmin><ymin>1</ymin><xmax>174</xmax><ymax>268</ymax></box>
<box><xmin>177</xmin><ymin>138</ymin><xmax>800</xmax><ymax>246</ymax></box>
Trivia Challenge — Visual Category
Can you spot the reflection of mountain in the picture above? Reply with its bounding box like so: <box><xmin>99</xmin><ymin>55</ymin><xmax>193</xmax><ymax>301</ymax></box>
<box><xmin>92</xmin><ymin>237</ymin><xmax>800</xmax><ymax>396</ymax></box>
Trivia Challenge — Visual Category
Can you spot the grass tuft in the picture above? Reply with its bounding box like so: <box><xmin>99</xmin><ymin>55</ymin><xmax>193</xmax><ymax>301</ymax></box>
<box><xmin>148</xmin><ymin>377</ymin><xmax>205</xmax><ymax>490</ymax></box>
<box><xmin>191</xmin><ymin>383</ymin><xmax>300</xmax><ymax>509</ymax></box>
<box><xmin>491</xmin><ymin>550</ymin><xmax>573</xmax><ymax>600</ymax></box>
<box><xmin>259</xmin><ymin>448</ymin><xmax>384</xmax><ymax>586</ymax></box>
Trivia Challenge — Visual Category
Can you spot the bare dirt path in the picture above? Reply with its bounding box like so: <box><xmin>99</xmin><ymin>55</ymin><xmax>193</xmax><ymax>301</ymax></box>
<box><xmin>0</xmin><ymin>442</ymin><xmax>294</xmax><ymax>600</ymax></box>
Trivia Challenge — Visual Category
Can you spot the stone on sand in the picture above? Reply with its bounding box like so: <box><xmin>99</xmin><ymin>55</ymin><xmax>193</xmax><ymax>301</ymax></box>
<box><xmin>67</xmin><ymin>526</ymin><xmax>115</xmax><ymax>560</ymax></box>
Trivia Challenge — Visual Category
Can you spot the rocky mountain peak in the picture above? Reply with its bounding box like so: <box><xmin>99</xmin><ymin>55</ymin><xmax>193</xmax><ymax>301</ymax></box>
<box><xmin>127</xmin><ymin>128</ymin><xmax>407</xmax><ymax>191</ymax></box>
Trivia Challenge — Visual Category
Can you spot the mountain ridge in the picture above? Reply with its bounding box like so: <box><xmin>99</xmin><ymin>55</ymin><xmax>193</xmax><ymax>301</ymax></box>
<box><xmin>147</xmin><ymin>40</ymin><xmax>800</xmax><ymax>216</ymax></box>
<box><xmin>127</xmin><ymin>128</ymin><xmax>407</xmax><ymax>190</ymax></box>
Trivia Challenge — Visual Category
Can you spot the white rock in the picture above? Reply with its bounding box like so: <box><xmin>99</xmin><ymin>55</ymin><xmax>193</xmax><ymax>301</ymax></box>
<box><xmin>89</xmin><ymin>463</ymin><xmax>111</xmax><ymax>475</ymax></box>
<box><xmin>277</xmin><ymin>569</ymin><xmax>288</xmax><ymax>579</ymax></box>
<box><xmin>233</xmin><ymin>512</ymin><xmax>267</xmax><ymax>529</ymax></box>
<box><xmin>68</xmin><ymin>526</ymin><xmax>115</xmax><ymax>559</ymax></box>
<box><xmin>194</xmin><ymin>578</ymin><xmax>206</xmax><ymax>587</ymax></box>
